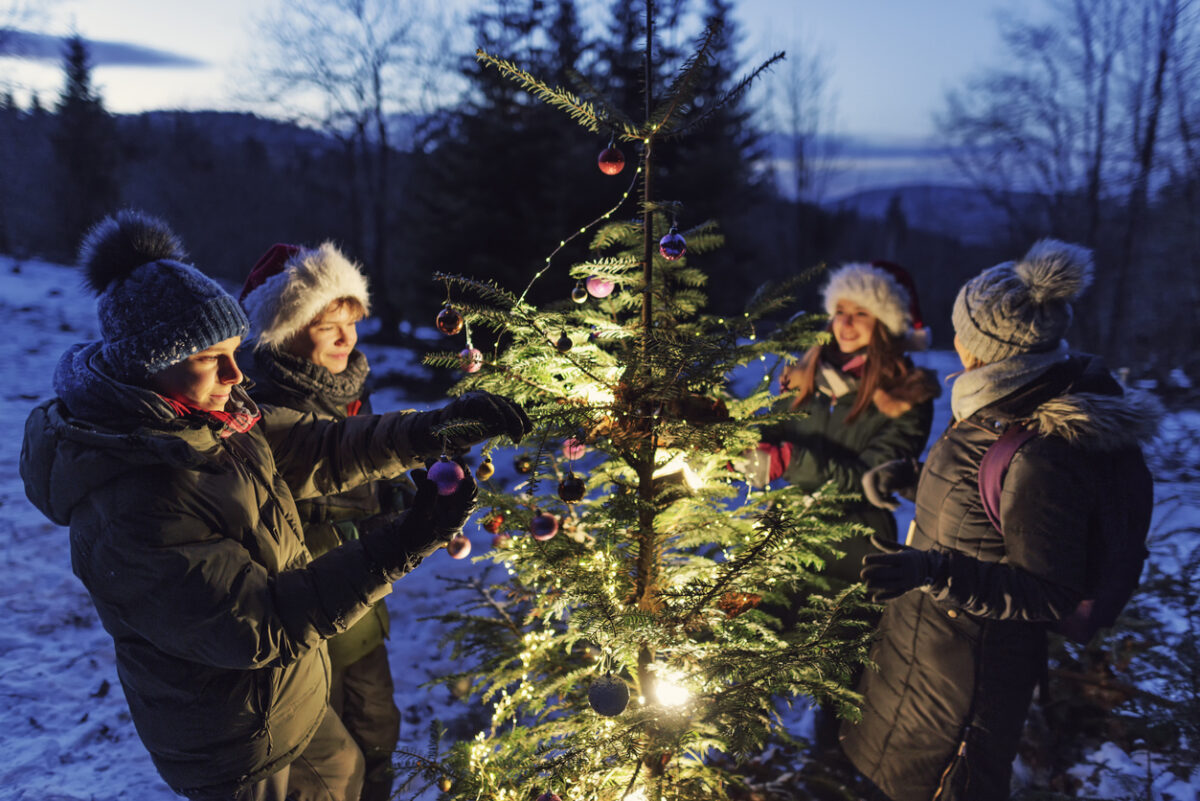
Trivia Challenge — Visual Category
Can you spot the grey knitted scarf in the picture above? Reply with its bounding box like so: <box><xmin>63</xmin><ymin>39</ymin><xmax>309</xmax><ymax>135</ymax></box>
<box><xmin>950</xmin><ymin>341</ymin><xmax>1069</xmax><ymax>422</ymax></box>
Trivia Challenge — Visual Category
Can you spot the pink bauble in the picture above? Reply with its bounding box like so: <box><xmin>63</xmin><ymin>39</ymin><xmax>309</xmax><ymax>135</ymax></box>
<box><xmin>459</xmin><ymin>347</ymin><xmax>483</xmax><ymax>373</ymax></box>
<box><xmin>597</xmin><ymin>146</ymin><xmax>625</xmax><ymax>175</ymax></box>
<box><xmin>491</xmin><ymin>532</ymin><xmax>511</xmax><ymax>549</ymax></box>
<box><xmin>530</xmin><ymin>512</ymin><xmax>559</xmax><ymax>541</ymax></box>
<box><xmin>562</xmin><ymin>437</ymin><xmax>586</xmax><ymax>460</ymax></box>
<box><xmin>585</xmin><ymin>276</ymin><xmax>614</xmax><ymax>298</ymax></box>
<box><xmin>447</xmin><ymin>534</ymin><xmax>472</xmax><ymax>559</ymax></box>
<box><xmin>428</xmin><ymin>459</ymin><xmax>464</xmax><ymax>496</ymax></box>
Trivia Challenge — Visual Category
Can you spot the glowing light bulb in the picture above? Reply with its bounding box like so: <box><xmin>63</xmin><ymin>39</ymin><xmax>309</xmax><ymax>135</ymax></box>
<box><xmin>655</xmin><ymin>668</ymin><xmax>690</xmax><ymax>707</ymax></box>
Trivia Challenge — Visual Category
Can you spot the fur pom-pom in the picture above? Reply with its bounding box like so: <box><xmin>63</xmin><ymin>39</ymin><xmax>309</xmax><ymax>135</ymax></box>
<box><xmin>78</xmin><ymin>209</ymin><xmax>187</xmax><ymax>294</ymax></box>
<box><xmin>1014</xmin><ymin>239</ymin><xmax>1094</xmax><ymax>304</ymax></box>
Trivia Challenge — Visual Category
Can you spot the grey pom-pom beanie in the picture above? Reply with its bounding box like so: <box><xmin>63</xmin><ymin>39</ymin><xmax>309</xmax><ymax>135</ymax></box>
<box><xmin>951</xmin><ymin>238</ymin><xmax>1094</xmax><ymax>364</ymax></box>
<box><xmin>78</xmin><ymin>209</ymin><xmax>249</xmax><ymax>380</ymax></box>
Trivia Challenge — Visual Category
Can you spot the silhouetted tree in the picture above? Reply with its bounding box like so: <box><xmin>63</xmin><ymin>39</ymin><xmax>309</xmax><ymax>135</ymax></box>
<box><xmin>52</xmin><ymin>34</ymin><xmax>119</xmax><ymax>255</ymax></box>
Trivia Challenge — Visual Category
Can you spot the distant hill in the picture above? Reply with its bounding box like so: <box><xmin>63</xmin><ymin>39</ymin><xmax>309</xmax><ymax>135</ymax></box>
<box><xmin>828</xmin><ymin>184</ymin><xmax>1050</xmax><ymax>246</ymax></box>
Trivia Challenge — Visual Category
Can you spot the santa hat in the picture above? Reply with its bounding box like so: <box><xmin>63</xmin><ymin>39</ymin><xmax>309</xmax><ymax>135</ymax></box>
<box><xmin>822</xmin><ymin>260</ymin><xmax>930</xmax><ymax>351</ymax></box>
<box><xmin>239</xmin><ymin>241</ymin><xmax>371</xmax><ymax>349</ymax></box>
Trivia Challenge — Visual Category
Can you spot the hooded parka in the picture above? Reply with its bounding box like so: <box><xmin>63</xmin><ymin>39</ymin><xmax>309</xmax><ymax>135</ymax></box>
<box><xmin>20</xmin><ymin>343</ymin><xmax>433</xmax><ymax>796</ymax></box>
<box><xmin>840</xmin><ymin>354</ymin><xmax>1159</xmax><ymax>801</ymax></box>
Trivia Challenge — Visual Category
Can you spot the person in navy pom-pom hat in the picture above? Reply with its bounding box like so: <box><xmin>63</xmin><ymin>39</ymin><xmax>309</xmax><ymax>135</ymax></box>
<box><xmin>20</xmin><ymin>210</ymin><xmax>531</xmax><ymax>801</ymax></box>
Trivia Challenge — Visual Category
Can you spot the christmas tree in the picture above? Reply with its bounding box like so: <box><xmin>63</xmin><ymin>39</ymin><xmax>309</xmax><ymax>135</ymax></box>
<box><xmin>411</xmin><ymin>4</ymin><xmax>872</xmax><ymax>799</ymax></box>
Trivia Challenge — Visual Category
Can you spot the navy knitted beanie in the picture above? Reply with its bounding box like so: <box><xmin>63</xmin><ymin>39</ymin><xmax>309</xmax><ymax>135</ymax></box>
<box><xmin>78</xmin><ymin>210</ymin><xmax>249</xmax><ymax>379</ymax></box>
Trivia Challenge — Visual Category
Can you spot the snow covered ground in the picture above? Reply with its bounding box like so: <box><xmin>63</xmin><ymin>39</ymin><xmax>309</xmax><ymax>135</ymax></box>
<box><xmin>1</xmin><ymin>254</ymin><xmax>1197</xmax><ymax>800</ymax></box>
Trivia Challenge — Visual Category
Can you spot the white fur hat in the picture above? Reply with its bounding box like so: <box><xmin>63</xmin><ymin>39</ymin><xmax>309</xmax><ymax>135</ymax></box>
<box><xmin>822</xmin><ymin>260</ymin><xmax>929</xmax><ymax>350</ymax></box>
<box><xmin>239</xmin><ymin>242</ymin><xmax>370</xmax><ymax>349</ymax></box>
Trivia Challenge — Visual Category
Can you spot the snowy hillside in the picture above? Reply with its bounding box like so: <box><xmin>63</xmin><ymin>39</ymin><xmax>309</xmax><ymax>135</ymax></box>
<box><xmin>1</xmin><ymin>255</ymin><xmax>1197</xmax><ymax>800</ymax></box>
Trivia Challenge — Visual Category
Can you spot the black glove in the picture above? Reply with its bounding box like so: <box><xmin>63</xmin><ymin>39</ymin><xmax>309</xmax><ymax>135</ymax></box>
<box><xmin>410</xmin><ymin>391</ymin><xmax>533</xmax><ymax>456</ymax></box>
<box><xmin>362</xmin><ymin>462</ymin><xmax>478</xmax><ymax>580</ymax></box>
<box><xmin>859</xmin><ymin>533</ymin><xmax>946</xmax><ymax>602</ymax></box>
<box><xmin>861</xmin><ymin>458</ymin><xmax>919</xmax><ymax>511</ymax></box>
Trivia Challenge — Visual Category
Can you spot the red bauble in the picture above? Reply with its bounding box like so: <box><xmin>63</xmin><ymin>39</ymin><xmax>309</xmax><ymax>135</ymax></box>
<box><xmin>530</xmin><ymin>511</ymin><xmax>559</xmax><ymax>541</ymax></box>
<box><xmin>483</xmin><ymin>511</ymin><xmax>505</xmax><ymax>533</ymax></box>
<box><xmin>558</xmin><ymin>473</ymin><xmax>586</xmax><ymax>503</ymax></box>
<box><xmin>436</xmin><ymin>306</ymin><xmax>464</xmax><ymax>336</ymax></box>
<box><xmin>459</xmin><ymin>347</ymin><xmax>483</xmax><ymax>373</ymax></box>
<box><xmin>447</xmin><ymin>534</ymin><xmax>472</xmax><ymax>559</ymax></box>
<box><xmin>597</xmin><ymin>146</ymin><xmax>625</xmax><ymax>175</ymax></box>
<box><xmin>428</xmin><ymin>458</ymin><xmax>464</xmax><ymax>496</ymax></box>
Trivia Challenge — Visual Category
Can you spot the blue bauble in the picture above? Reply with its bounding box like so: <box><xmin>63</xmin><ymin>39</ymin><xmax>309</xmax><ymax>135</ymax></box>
<box><xmin>588</xmin><ymin>673</ymin><xmax>630</xmax><ymax>716</ymax></box>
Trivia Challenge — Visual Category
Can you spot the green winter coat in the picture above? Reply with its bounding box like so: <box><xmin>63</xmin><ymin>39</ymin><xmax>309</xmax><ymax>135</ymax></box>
<box><xmin>20</xmin><ymin>342</ymin><xmax>430</xmax><ymax>795</ymax></box>
<box><xmin>244</xmin><ymin>346</ymin><xmax>405</xmax><ymax>670</ymax></box>
<box><xmin>765</xmin><ymin>358</ymin><xmax>938</xmax><ymax>583</ymax></box>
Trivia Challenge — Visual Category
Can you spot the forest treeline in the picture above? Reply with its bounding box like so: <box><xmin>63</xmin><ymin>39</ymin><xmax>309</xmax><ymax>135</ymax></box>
<box><xmin>1</xmin><ymin>0</ymin><xmax>1197</xmax><ymax>382</ymax></box>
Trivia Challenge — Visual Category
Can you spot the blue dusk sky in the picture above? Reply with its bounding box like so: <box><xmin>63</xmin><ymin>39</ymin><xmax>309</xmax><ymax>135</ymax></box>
<box><xmin>3</xmin><ymin>0</ymin><xmax>1040</xmax><ymax>141</ymax></box>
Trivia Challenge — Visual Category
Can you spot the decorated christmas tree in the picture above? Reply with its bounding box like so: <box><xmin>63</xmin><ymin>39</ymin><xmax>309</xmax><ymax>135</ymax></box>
<box><xmin>410</xmin><ymin>4</ymin><xmax>873</xmax><ymax>799</ymax></box>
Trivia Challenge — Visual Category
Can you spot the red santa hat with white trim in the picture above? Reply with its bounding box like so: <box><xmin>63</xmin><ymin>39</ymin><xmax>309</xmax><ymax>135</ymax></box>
<box><xmin>239</xmin><ymin>241</ymin><xmax>371</xmax><ymax>349</ymax></box>
<box><xmin>821</xmin><ymin>259</ymin><xmax>930</xmax><ymax>351</ymax></box>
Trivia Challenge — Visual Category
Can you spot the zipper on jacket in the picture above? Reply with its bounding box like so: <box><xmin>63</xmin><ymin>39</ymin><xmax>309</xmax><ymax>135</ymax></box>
<box><xmin>932</xmin><ymin>730</ymin><xmax>969</xmax><ymax>801</ymax></box>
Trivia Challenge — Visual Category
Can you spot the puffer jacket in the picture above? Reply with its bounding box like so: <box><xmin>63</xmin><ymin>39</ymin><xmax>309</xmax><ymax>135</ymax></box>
<box><xmin>841</xmin><ymin>354</ymin><xmax>1160</xmax><ymax>801</ymax></box>
<box><xmin>764</xmin><ymin>359</ymin><xmax>938</xmax><ymax>582</ymax></box>
<box><xmin>19</xmin><ymin>342</ymin><xmax>433</xmax><ymax>795</ymax></box>
<box><xmin>244</xmin><ymin>346</ymin><xmax>403</xmax><ymax>669</ymax></box>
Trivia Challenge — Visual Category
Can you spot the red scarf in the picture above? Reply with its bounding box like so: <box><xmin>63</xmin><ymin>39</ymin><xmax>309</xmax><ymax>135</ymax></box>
<box><xmin>160</xmin><ymin>395</ymin><xmax>261</xmax><ymax>438</ymax></box>
<box><xmin>346</xmin><ymin>399</ymin><xmax>363</xmax><ymax>416</ymax></box>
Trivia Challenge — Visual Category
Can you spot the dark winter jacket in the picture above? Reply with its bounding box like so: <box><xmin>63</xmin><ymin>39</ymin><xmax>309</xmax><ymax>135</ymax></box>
<box><xmin>764</xmin><ymin>358</ymin><xmax>938</xmax><ymax>583</ymax></box>
<box><xmin>244</xmin><ymin>346</ymin><xmax>403</xmax><ymax>669</ymax></box>
<box><xmin>840</xmin><ymin>354</ymin><xmax>1160</xmax><ymax>801</ymax></box>
<box><xmin>19</xmin><ymin>343</ymin><xmax>432</xmax><ymax>795</ymax></box>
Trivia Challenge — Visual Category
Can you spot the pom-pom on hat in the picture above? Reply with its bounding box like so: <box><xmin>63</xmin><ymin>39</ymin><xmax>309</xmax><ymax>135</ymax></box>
<box><xmin>79</xmin><ymin>209</ymin><xmax>249</xmax><ymax>379</ymax></box>
<box><xmin>822</xmin><ymin>260</ymin><xmax>930</xmax><ymax>351</ymax></box>
<box><xmin>952</xmin><ymin>238</ymin><xmax>1094</xmax><ymax>364</ymax></box>
<box><xmin>240</xmin><ymin>242</ymin><xmax>371</xmax><ymax>349</ymax></box>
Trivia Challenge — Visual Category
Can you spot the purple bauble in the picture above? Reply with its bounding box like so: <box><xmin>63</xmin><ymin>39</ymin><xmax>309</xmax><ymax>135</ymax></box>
<box><xmin>428</xmin><ymin>459</ymin><xmax>464</xmax><ymax>496</ymax></box>
<box><xmin>530</xmin><ymin>512</ymin><xmax>559</xmax><ymax>541</ymax></box>
<box><xmin>659</xmin><ymin>231</ymin><xmax>687</xmax><ymax>260</ymax></box>
<box><xmin>585</xmin><ymin>275</ymin><xmax>614</xmax><ymax>298</ymax></box>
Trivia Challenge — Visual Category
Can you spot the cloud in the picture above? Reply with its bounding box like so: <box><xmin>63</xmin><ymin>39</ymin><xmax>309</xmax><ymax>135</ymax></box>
<box><xmin>0</xmin><ymin>30</ymin><xmax>206</xmax><ymax>68</ymax></box>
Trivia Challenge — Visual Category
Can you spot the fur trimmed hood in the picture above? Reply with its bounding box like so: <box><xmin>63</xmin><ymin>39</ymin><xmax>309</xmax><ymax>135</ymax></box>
<box><xmin>1027</xmin><ymin>387</ymin><xmax>1163</xmax><ymax>450</ymax></box>
<box><xmin>873</xmin><ymin>366</ymin><xmax>941</xmax><ymax>418</ymax></box>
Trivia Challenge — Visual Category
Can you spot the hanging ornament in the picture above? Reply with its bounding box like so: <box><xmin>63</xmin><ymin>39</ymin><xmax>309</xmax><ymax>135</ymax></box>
<box><xmin>436</xmin><ymin>305</ymin><xmax>464</xmax><ymax>336</ymax></box>
<box><xmin>447</xmin><ymin>534</ymin><xmax>472</xmax><ymax>559</ymax></box>
<box><xmin>562</xmin><ymin>437</ymin><xmax>586</xmax><ymax>460</ymax></box>
<box><xmin>571</xmin><ymin>282</ymin><xmax>588</xmax><ymax>304</ymax></box>
<box><xmin>491</xmin><ymin>532</ymin><xmax>511</xmax><ymax>549</ymax></box>
<box><xmin>536</xmin><ymin>794</ymin><xmax>562</xmax><ymax>801</ymax></box>
<box><xmin>513</xmin><ymin>453</ymin><xmax>534</xmax><ymax>474</ymax></box>
<box><xmin>585</xmin><ymin>276</ymin><xmax>614</xmax><ymax>298</ymax></box>
<box><xmin>597</xmin><ymin>145</ymin><xmax>626</xmax><ymax>175</ymax></box>
<box><xmin>658</xmin><ymin>227</ymin><xmax>687</xmax><ymax>260</ymax></box>
<box><xmin>438</xmin><ymin>777</ymin><xmax>453</xmax><ymax>793</ymax></box>
<box><xmin>588</xmin><ymin>673</ymin><xmax>630</xmax><ymax>717</ymax></box>
<box><xmin>530</xmin><ymin>510</ymin><xmax>559</xmax><ymax>541</ymax></box>
<box><xmin>555</xmin><ymin>331</ymin><xmax>573</xmax><ymax>353</ymax></box>
<box><xmin>428</xmin><ymin>456</ymin><xmax>464</xmax><ymax>496</ymax></box>
<box><xmin>558</xmin><ymin>472</ymin><xmax>586</xmax><ymax>503</ymax></box>
<box><xmin>476</xmin><ymin>456</ymin><xmax>494</xmax><ymax>481</ymax></box>
<box><xmin>482</xmin><ymin>511</ymin><xmax>505</xmax><ymax>533</ymax></box>
<box><xmin>459</xmin><ymin>347</ymin><xmax>483</xmax><ymax>373</ymax></box>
